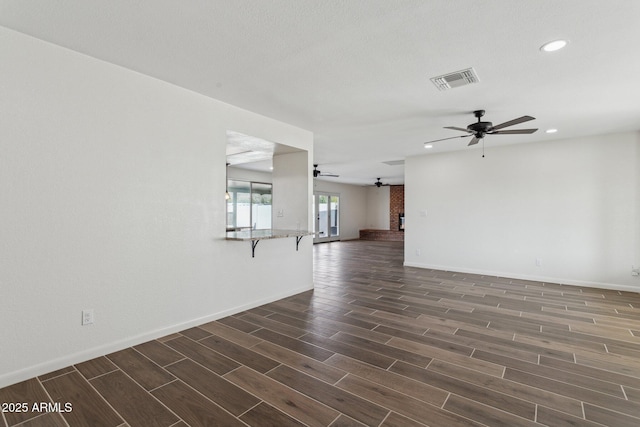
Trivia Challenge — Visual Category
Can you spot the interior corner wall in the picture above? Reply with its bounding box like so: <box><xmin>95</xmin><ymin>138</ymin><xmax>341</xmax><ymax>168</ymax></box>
<box><xmin>0</xmin><ymin>27</ymin><xmax>313</xmax><ymax>388</ymax></box>
<box><xmin>404</xmin><ymin>131</ymin><xmax>640</xmax><ymax>292</ymax></box>
<box><xmin>312</xmin><ymin>180</ymin><xmax>368</xmax><ymax>240</ymax></box>
<box><xmin>365</xmin><ymin>186</ymin><xmax>391</xmax><ymax>229</ymax></box>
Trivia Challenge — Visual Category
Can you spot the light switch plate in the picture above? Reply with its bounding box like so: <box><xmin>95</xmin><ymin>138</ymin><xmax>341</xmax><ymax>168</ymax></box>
<box><xmin>82</xmin><ymin>309</ymin><xmax>94</xmax><ymax>325</ymax></box>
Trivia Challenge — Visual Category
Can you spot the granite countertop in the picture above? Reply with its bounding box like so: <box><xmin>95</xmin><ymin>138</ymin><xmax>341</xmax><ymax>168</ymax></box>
<box><xmin>225</xmin><ymin>229</ymin><xmax>315</xmax><ymax>241</ymax></box>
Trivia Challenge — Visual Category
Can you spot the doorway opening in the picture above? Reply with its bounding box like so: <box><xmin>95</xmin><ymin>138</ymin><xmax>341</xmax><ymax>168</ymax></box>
<box><xmin>313</xmin><ymin>192</ymin><xmax>340</xmax><ymax>243</ymax></box>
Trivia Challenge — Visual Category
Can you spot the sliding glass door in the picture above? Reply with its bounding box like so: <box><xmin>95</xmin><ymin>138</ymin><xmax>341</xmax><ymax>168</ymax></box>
<box><xmin>226</xmin><ymin>180</ymin><xmax>272</xmax><ymax>231</ymax></box>
<box><xmin>313</xmin><ymin>192</ymin><xmax>340</xmax><ymax>243</ymax></box>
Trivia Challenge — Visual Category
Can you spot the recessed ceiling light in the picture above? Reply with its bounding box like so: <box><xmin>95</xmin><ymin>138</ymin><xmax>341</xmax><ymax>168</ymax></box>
<box><xmin>424</xmin><ymin>143</ymin><xmax>433</xmax><ymax>149</ymax></box>
<box><xmin>540</xmin><ymin>39</ymin><xmax>568</xmax><ymax>52</ymax></box>
<box><xmin>545</xmin><ymin>128</ymin><xmax>558</xmax><ymax>134</ymax></box>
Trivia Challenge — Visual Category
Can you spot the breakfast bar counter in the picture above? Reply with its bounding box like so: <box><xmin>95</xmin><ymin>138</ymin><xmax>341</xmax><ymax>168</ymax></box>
<box><xmin>225</xmin><ymin>229</ymin><xmax>315</xmax><ymax>257</ymax></box>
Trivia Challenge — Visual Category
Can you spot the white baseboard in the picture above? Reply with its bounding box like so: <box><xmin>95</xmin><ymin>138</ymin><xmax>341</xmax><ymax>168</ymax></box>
<box><xmin>0</xmin><ymin>283</ymin><xmax>313</xmax><ymax>389</ymax></box>
<box><xmin>403</xmin><ymin>261</ymin><xmax>640</xmax><ymax>293</ymax></box>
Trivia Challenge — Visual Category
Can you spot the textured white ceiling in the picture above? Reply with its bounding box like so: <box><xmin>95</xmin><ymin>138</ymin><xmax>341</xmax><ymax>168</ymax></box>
<box><xmin>1</xmin><ymin>0</ymin><xmax>639</xmax><ymax>184</ymax></box>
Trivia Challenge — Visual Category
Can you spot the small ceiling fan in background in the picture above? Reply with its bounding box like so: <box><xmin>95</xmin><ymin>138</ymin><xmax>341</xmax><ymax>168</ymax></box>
<box><xmin>313</xmin><ymin>164</ymin><xmax>339</xmax><ymax>178</ymax></box>
<box><xmin>372</xmin><ymin>178</ymin><xmax>390</xmax><ymax>187</ymax></box>
<box><xmin>425</xmin><ymin>110</ymin><xmax>538</xmax><ymax>148</ymax></box>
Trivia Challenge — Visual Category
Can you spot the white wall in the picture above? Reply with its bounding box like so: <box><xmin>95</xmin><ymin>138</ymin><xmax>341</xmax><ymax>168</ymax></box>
<box><xmin>273</xmin><ymin>151</ymin><xmax>311</xmax><ymax>231</ymax></box>
<box><xmin>366</xmin><ymin>186</ymin><xmax>390</xmax><ymax>229</ymax></box>
<box><xmin>405</xmin><ymin>132</ymin><xmax>640</xmax><ymax>291</ymax></box>
<box><xmin>0</xmin><ymin>27</ymin><xmax>313</xmax><ymax>387</ymax></box>
<box><xmin>313</xmin><ymin>180</ymin><xmax>368</xmax><ymax>240</ymax></box>
<box><xmin>636</xmin><ymin>134</ymin><xmax>640</xmax><ymax>276</ymax></box>
<box><xmin>228</xmin><ymin>167</ymin><xmax>272</xmax><ymax>184</ymax></box>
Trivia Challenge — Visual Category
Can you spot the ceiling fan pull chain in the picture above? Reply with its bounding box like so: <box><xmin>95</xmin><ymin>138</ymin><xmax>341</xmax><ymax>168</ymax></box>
<box><xmin>482</xmin><ymin>138</ymin><xmax>485</xmax><ymax>158</ymax></box>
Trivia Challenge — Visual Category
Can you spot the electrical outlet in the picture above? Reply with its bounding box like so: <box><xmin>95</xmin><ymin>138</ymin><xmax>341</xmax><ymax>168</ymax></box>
<box><xmin>416</xmin><ymin>249</ymin><xmax>421</xmax><ymax>256</ymax></box>
<box><xmin>632</xmin><ymin>268</ymin><xmax>640</xmax><ymax>277</ymax></box>
<box><xmin>535</xmin><ymin>258</ymin><xmax>542</xmax><ymax>267</ymax></box>
<box><xmin>82</xmin><ymin>309</ymin><xmax>94</xmax><ymax>326</ymax></box>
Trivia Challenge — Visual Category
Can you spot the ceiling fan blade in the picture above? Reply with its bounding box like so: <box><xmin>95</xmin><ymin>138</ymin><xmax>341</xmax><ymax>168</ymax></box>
<box><xmin>321</xmin><ymin>173</ymin><xmax>339</xmax><ymax>177</ymax></box>
<box><xmin>468</xmin><ymin>136</ymin><xmax>480</xmax><ymax>146</ymax></box>
<box><xmin>491</xmin><ymin>115</ymin><xmax>535</xmax><ymax>131</ymax></box>
<box><xmin>444</xmin><ymin>126</ymin><xmax>472</xmax><ymax>133</ymax></box>
<box><xmin>491</xmin><ymin>128</ymin><xmax>538</xmax><ymax>135</ymax></box>
<box><xmin>424</xmin><ymin>135</ymin><xmax>469</xmax><ymax>144</ymax></box>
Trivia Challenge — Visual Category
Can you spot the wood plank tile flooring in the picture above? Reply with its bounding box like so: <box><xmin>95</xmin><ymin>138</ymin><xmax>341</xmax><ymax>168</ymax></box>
<box><xmin>2</xmin><ymin>240</ymin><xmax>640</xmax><ymax>426</ymax></box>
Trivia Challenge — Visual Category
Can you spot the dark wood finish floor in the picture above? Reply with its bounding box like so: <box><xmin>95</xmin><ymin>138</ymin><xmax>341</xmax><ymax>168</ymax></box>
<box><xmin>2</xmin><ymin>240</ymin><xmax>640</xmax><ymax>426</ymax></box>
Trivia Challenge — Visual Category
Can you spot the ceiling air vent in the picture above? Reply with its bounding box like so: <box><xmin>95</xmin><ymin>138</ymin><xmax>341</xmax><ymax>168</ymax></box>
<box><xmin>430</xmin><ymin>67</ymin><xmax>479</xmax><ymax>91</ymax></box>
<box><xmin>382</xmin><ymin>160</ymin><xmax>404</xmax><ymax>166</ymax></box>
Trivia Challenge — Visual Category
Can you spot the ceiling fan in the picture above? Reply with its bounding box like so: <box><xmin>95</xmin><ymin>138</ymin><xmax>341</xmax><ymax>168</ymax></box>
<box><xmin>425</xmin><ymin>110</ymin><xmax>538</xmax><ymax>147</ymax></box>
<box><xmin>313</xmin><ymin>164</ymin><xmax>339</xmax><ymax>178</ymax></box>
<box><xmin>373</xmin><ymin>178</ymin><xmax>390</xmax><ymax>187</ymax></box>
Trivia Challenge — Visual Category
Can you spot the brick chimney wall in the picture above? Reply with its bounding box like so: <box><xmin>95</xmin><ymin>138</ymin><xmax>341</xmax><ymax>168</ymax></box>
<box><xmin>389</xmin><ymin>185</ymin><xmax>405</xmax><ymax>231</ymax></box>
